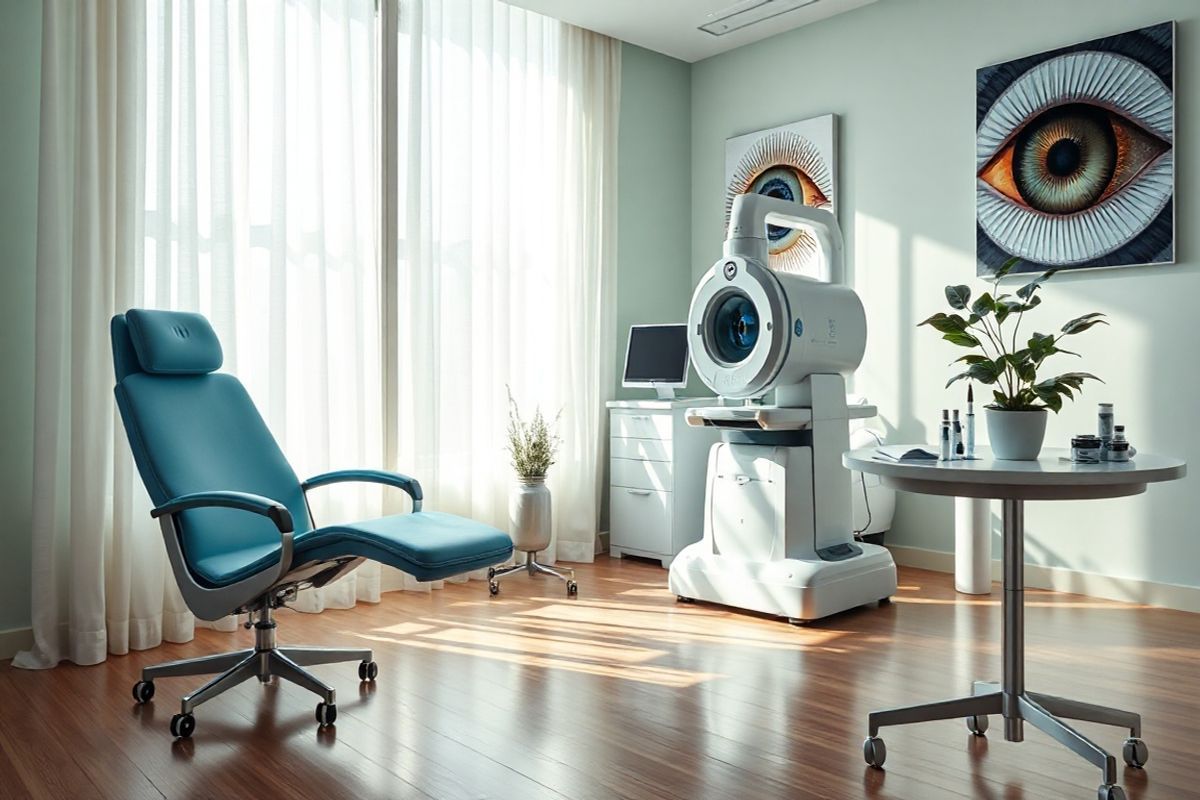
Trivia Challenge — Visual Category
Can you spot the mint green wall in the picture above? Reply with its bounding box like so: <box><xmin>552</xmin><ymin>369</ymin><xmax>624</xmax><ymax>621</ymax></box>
<box><xmin>0</xmin><ymin>0</ymin><xmax>41</xmax><ymax>633</ymax></box>
<box><xmin>690</xmin><ymin>0</ymin><xmax>1200</xmax><ymax>590</ymax></box>
<box><xmin>614</xmin><ymin>44</ymin><xmax>694</xmax><ymax>400</ymax></box>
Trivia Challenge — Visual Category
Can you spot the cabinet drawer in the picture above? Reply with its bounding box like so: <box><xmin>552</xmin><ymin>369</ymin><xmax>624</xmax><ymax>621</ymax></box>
<box><xmin>610</xmin><ymin>486</ymin><xmax>672</xmax><ymax>555</ymax></box>
<box><xmin>610</xmin><ymin>411</ymin><xmax>673</xmax><ymax>441</ymax></box>
<box><xmin>611</xmin><ymin>457</ymin><xmax>673</xmax><ymax>492</ymax></box>
<box><xmin>610</xmin><ymin>436</ymin><xmax>673</xmax><ymax>462</ymax></box>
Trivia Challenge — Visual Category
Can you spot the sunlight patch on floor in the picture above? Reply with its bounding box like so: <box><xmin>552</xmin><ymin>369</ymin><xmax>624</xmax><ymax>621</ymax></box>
<box><xmin>353</xmin><ymin>630</ymin><xmax>723</xmax><ymax>687</ymax></box>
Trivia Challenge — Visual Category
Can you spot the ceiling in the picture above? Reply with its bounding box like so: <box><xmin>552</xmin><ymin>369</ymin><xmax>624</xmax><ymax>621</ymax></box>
<box><xmin>502</xmin><ymin>0</ymin><xmax>877</xmax><ymax>63</ymax></box>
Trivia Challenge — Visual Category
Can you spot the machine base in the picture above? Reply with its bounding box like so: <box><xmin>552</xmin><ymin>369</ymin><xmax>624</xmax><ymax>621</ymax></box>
<box><xmin>667</xmin><ymin>541</ymin><xmax>897</xmax><ymax>622</ymax></box>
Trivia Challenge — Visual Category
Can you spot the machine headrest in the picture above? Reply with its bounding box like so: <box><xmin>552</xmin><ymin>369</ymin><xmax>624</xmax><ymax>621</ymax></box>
<box><xmin>123</xmin><ymin>309</ymin><xmax>223</xmax><ymax>375</ymax></box>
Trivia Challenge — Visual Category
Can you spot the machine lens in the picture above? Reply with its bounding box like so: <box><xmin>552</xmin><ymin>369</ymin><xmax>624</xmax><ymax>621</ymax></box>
<box><xmin>709</xmin><ymin>292</ymin><xmax>760</xmax><ymax>364</ymax></box>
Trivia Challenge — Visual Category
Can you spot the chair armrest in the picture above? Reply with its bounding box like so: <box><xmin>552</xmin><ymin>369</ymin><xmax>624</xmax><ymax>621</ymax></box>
<box><xmin>301</xmin><ymin>469</ymin><xmax>424</xmax><ymax>510</ymax></box>
<box><xmin>151</xmin><ymin>490</ymin><xmax>295</xmax><ymax>533</ymax></box>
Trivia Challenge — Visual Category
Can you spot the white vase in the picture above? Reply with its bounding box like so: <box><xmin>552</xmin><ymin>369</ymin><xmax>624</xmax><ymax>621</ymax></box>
<box><xmin>509</xmin><ymin>477</ymin><xmax>552</xmax><ymax>554</ymax></box>
<box><xmin>985</xmin><ymin>408</ymin><xmax>1048</xmax><ymax>460</ymax></box>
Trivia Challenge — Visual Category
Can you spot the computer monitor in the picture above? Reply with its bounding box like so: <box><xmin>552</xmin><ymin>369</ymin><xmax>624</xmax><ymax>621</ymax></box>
<box><xmin>623</xmin><ymin>324</ymin><xmax>689</xmax><ymax>400</ymax></box>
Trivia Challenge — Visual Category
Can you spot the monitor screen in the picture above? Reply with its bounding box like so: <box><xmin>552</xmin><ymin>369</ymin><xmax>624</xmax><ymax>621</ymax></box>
<box><xmin>624</xmin><ymin>325</ymin><xmax>689</xmax><ymax>385</ymax></box>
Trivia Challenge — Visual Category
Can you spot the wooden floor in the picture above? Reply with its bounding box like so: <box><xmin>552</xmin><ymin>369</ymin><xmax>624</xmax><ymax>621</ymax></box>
<box><xmin>1</xmin><ymin>557</ymin><xmax>1198</xmax><ymax>800</ymax></box>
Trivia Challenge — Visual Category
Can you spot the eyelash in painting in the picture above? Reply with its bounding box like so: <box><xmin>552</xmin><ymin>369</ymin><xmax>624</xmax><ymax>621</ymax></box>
<box><xmin>975</xmin><ymin>50</ymin><xmax>1173</xmax><ymax>266</ymax></box>
<box><xmin>726</xmin><ymin>131</ymin><xmax>833</xmax><ymax>272</ymax></box>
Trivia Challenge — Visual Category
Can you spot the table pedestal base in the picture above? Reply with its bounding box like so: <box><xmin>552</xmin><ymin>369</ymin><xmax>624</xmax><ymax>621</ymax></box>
<box><xmin>862</xmin><ymin>499</ymin><xmax>1148</xmax><ymax>800</ymax></box>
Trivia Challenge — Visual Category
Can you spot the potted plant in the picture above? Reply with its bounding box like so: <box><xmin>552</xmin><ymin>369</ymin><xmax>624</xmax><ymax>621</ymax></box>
<box><xmin>505</xmin><ymin>389</ymin><xmax>561</xmax><ymax>557</ymax></box>
<box><xmin>919</xmin><ymin>257</ymin><xmax>1106</xmax><ymax>460</ymax></box>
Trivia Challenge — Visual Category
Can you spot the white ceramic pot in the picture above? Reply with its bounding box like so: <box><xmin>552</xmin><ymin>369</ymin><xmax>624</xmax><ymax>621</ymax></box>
<box><xmin>985</xmin><ymin>408</ymin><xmax>1048</xmax><ymax>460</ymax></box>
<box><xmin>509</xmin><ymin>477</ymin><xmax>552</xmax><ymax>554</ymax></box>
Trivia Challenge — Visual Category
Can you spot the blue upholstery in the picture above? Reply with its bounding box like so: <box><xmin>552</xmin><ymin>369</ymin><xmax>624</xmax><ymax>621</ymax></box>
<box><xmin>112</xmin><ymin>310</ymin><xmax>512</xmax><ymax>589</ymax></box>
<box><xmin>125</xmin><ymin>309</ymin><xmax>223</xmax><ymax>375</ymax></box>
<box><xmin>116</xmin><ymin>371</ymin><xmax>314</xmax><ymax>575</ymax></box>
<box><xmin>111</xmin><ymin>315</ymin><xmax>143</xmax><ymax>382</ymax></box>
<box><xmin>302</xmin><ymin>469</ymin><xmax>423</xmax><ymax>503</ymax></box>
<box><xmin>193</xmin><ymin>511</ymin><xmax>514</xmax><ymax>586</ymax></box>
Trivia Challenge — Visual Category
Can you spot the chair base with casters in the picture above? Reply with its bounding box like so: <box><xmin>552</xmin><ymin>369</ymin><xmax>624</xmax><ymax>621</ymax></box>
<box><xmin>488</xmin><ymin>551</ymin><xmax>578</xmax><ymax>596</ymax></box>
<box><xmin>133</xmin><ymin>601</ymin><xmax>377</xmax><ymax>737</ymax></box>
<box><xmin>111</xmin><ymin>309</ymin><xmax>514</xmax><ymax>739</ymax></box>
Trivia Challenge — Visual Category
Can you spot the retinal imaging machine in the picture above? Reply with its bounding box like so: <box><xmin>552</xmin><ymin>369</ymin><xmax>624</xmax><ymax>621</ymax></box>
<box><xmin>668</xmin><ymin>193</ymin><xmax>898</xmax><ymax>623</ymax></box>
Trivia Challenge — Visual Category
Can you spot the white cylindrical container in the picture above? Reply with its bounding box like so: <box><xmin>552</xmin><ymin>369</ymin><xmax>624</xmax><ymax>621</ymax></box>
<box><xmin>509</xmin><ymin>478</ymin><xmax>552</xmax><ymax>555</ymax></box>
<box><xmin>955</xmin><ymin>497</ymin><xmax>992</xmax><ymax>594</ymax></box>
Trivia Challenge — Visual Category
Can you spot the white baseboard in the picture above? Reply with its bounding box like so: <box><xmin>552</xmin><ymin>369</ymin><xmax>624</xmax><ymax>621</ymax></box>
<box><xmin>0</xmin><ymin>627</ymin><xmax>33</xmax><ymax>661</ymax></box>
<box><xmin>886</xmin><ymin>544</ymin><xmax>1200</xmax><ymax>613</ymax></box>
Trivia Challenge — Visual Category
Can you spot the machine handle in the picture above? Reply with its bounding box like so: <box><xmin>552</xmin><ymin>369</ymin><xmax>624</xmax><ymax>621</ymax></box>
<box><xmin>626</xmin><ymin>489</ymin><xmax>652</xmax><ymax>496</ymax></box>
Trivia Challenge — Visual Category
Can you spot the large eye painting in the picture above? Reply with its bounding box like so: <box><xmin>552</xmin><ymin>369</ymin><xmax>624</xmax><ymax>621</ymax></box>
<box><xmin>725</xmin><ymin>116</ymin><xmax>836</xmax><ymax>275</ymax></box>
<box><xmin>976</xmin><ymin>23</ymin><xmax>1175</xmax><ymax>275</ymax></box>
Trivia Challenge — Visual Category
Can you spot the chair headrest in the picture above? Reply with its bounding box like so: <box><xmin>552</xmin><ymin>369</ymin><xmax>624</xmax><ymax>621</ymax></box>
<box><xmin>123</xmin><ymin>309</ymin><xmax>224</xmax><ymax>375</ymax></box>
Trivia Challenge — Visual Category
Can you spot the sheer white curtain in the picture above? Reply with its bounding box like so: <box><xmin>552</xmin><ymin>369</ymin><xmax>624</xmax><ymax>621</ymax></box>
<box><xmin>388</xmin><ymin>0</ymin><xmax>620</xmax><ymax>575</ymax></box>
<box><xmin>19</xmin><ymin>0</ymin><xmax>384</xmax><ymax>669</ymax></box>
<box><xmin>19</xmin><ymin>0</ymin><xmax>620</xmax><ymax>668</ymax></box>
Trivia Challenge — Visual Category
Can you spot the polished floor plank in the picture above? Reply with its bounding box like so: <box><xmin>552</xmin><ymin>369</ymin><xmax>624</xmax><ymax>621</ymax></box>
<box><xmin>1</xmin><ymin>556</ymin><xmax>1198</xmax><ymax>799</ymax></box>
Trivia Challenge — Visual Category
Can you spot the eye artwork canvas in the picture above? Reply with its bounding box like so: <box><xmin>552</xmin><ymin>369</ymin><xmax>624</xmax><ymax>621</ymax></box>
<box><xmin>976</xmin><ymin>22</ymin><xmax>1175</xmax><ymax>276</ymax></box>
<box><xmin>725</xmin><ymin>114</ymin><xmax>836</xmax><ymax>275</ymax></box>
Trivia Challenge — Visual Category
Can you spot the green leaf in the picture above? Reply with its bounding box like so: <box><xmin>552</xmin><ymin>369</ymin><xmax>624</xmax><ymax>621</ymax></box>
<box><xmin>1061</xmin><ymin>312</ymin><xmax>1107</xmax><ymax>335</ymax></box>
<box><xmin>1017</xmin><ymin>268</ymin><xmax>1059</xmax><ymax>300</ymax></box>
<box><xmin>952</xmin><ymin>353</ymin><xmax>990</xmax><ymax>365</ymax></box>
<box><xmin>994</xmin><ymin>257</ymin><xmax>1020</xmax><ymax>280</ymax></box>
<box><xmin>950</xmin><ymin>359</ymin><xmax>1002</xmax><ymax>388</ymax></box>
<box><xmin>971</xmin><ymin>292</ymin><xmax>995</xmax><ymax>318</ymax></box>
<box><xmin>945</xmin><ymin>285</ymin><xmax>971</xmax><ymax>310</ymax></box>
<box><xmin>942</xmin><ymin>331</ymin><xmax>981</xmax><ymax>348</ymax></box>
<box><xmin>1056</xmin><ymin>371</ymin><xmax>1103</xmax><ymax>386</ymax></box>
<box><xmin>967</xmin><ymin>359</ymin><xmax>1002</xmax><ymax>384</ymax></box>
<box><xmin>918</xmin><ymin>312</ymin><xmax>969</xmax><ymax>334</ymax></box>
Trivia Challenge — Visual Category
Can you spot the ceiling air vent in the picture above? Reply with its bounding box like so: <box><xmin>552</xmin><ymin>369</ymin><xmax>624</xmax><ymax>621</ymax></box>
<box><xmin>698</xmin><ymin>0</ymin><xmax>818</xmax><ymax>36</ymax></box>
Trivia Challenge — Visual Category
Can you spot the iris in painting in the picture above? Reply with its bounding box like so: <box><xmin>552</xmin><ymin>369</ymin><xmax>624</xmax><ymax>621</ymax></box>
<box><xmin>726</xmin><ymin>115</ymin><xmax>836</xmax><ymax>275</ymax></box>
<box><xmin>976</xmin><ymin>22</ymin><xmax>1174</xmax><ymax>275</ymax></box>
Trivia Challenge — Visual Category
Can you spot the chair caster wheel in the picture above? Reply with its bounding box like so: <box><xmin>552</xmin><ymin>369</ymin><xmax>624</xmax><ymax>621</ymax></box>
<box><xmin>132</xmin><ymin>680</ymin><xmax>155</xmax><ymax>704</ymax></box>
<box><xmin>863</xmin><ymin>736</ymin><xmax>886</xmax><ymax>768</ymax></box>
<box><xmin>358</xmin><ymin>660</ymin><xmax>379</xmax><ymax>681</ymax></box>
<box><xmin>676</xmin><ymin>595</ymin><xmax>694</xmax><ymax>603</ymax></box>
<box><xmin>1097</xmin><ymin>784</ymin><xmax>1126</xmax><ymax>800</ymax></box>
<box><xmin>170</xmin><ymin>712</ymin><xmax>196</xmax><ymax>739</ymax></box>
<box><xmin>489</xmin><ymin>580</ymin><xmax>500</xmax><ymax>596</ymax></box>
<box><xmin>966</xmin><ymin>714</ymin><xmax>989</xmax><ymax>735</ymax></box>
<box><xmin>1122</xmin><ymin>737</ymin><xmax>1149</xmax><ymax>768</ymax></box>
<box><xmin>566</xmin><ymin>580</ymin><xmax>578</xmax><ymax>597</ymax></box>
<box><xmin>487</xmin><ymin>567</ymin><xmax>496</xmax><ymax>580</ymax></box>
<box><xmin>316</xmin><ymin>702</ymin><xmax>337</xmax><ymax>727</ymax></box>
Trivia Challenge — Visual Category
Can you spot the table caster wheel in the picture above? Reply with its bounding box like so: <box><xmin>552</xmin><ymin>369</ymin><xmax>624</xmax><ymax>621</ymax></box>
<box><xmin>170</xmin><ymin>712</ymin><xmax>196</xmax><ymax>739</ymax></box>
<box><xmin>863</xmin><ymin>736</ymin><xmax>886</xmax><ymax>768</ymax></box>
<box><xmin>676</xmin><ymin>595</ymin><xmax>694</xmax><ymax>603</ymax></box>
<box><xmin>132</xmin><ymin>680</ymin><xmax>155</xmax><ymax>704</ymax></box>
<box><xmin>966</xmin><ymin>714</ymin><xmax>989</xmax><ymax>735</ymax></box>
<box><xmin>1122</xmin><ymin>737</ymin><xmax>1148</xmax><ymax>768</ymax></box>
<box><xmin>566</xmin><ymin>580</ymin><xmax>578</xmax><ymax>597</ymax></box>
<box><xmin>316</xmin><ymin>702</ymin><xmax>337</xmax><ymax>727</ymax></box>
<box><xmin>1097</xmin><ymin>784</ymin><xmax>1126</xmax><ymax>800</ymax></box>
<box><xmin>358</xmin><ymin>660</ymin><xmax>379</xmax><ymax>681</ymax></box>
<box><xmin>489</xmin><ymin>580</ymin><xmax>500</xmax><ymax>596</ymax></box>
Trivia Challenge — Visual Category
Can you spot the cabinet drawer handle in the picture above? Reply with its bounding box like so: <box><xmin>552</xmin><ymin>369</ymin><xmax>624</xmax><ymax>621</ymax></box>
<box><xmin>626</xmin><ymin>489</ymin><xmax>652</xmax><ymax>496</ymax></box>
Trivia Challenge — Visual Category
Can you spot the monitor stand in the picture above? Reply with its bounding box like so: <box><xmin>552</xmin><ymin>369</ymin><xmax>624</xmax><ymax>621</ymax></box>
<box><xmin>653</xmin><ymin>385</ymin><xmax>677</xmax><ymax>401</ymax></box>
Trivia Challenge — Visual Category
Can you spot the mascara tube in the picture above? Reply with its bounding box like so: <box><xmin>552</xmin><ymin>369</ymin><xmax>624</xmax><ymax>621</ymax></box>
<box><xmin>940</xmin><ymin>410</ymin><xmax>952</xmax><ymax>461</ymax></box>
<box><xmin>952</xmin><ymin>409</ymin><xmax>964</xmax><ymax>460</ymax></box>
